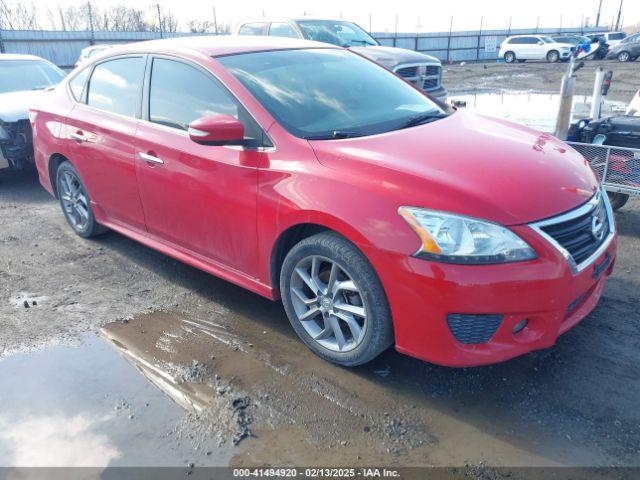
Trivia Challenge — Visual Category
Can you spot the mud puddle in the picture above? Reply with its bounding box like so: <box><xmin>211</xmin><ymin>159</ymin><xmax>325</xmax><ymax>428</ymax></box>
<box><xmin>0</xmin><ymin>333</ymin><xmax>234</xmax><ymax>467</ymax></box>
<box><xmin>449</xmin><ymin>91</ymin><xmax>626</xmax><ymax>133</ymax></box>
<box><xmin>96</xmin><ymin>309</ymin><xmax>633</xmax><ymax>468</ymax></box>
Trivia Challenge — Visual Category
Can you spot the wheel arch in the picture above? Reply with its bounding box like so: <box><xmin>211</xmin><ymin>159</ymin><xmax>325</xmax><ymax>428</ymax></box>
<box><xmin>48</xmin><ymin>153</ymin><xmax>70</xmax><ymax>198</ymax></box>
<box><xmin>268</xmin><ymin>214</ymin><xmax>373</xmax><ymax>299</ymax></box>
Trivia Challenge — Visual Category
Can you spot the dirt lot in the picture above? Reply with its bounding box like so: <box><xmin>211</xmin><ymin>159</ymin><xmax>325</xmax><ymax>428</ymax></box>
<box><xmin>1</xmin><ymin>62</ymin><xmax>640</xmax><ymax>472</ymax></box>
<box><xmin>443</xmin><ymin>60</ymin><xmax>640</xmax><ymax>101</ymax></box>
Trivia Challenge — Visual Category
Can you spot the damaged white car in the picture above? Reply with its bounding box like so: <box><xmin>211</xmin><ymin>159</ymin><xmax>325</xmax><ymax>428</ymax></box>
<box><xmin>0</xmin><ymin>54</ymin><xmax>66</xmax><ymax>171</ymax></box>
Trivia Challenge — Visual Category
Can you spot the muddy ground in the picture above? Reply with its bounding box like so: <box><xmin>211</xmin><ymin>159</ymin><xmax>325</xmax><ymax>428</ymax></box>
<box><xmin>443</xmin><ymin>60</ymin><xmax>639</xmax><ymax>102</ymax></box>
<box><xmin>1</xmin><ymin>63</ymin><xmax>640</xmax><ymax>472</ymax></box>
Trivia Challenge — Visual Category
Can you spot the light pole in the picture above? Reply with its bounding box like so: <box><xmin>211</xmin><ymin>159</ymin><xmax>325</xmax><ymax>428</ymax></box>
<box><xmin>614</xmin><ymin>0</ymin><xmax>624</xmax><ymax>30</ymax></box>
<box><xmin>595</xmin><ymin>0</ymin><xmax>603</xmax><ymax>27</ymax></box>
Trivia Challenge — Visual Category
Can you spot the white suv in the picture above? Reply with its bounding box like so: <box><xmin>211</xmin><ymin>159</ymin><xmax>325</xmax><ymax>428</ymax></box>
<box><xmin>499</xmin><ymin>35</ymin><xmax>573</xmax><ymax>63</ymax></box>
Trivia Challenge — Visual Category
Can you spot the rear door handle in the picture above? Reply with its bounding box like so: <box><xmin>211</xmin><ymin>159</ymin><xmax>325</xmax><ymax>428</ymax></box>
<box><xmin>138</xmin><ymin>152</ymin><xmax>164</xmax><ymax>165</ymax></box>
<box><xmin>70</xmin><ymin>132</ymin><xmax>87</xmax><ymax>142</ymax></box>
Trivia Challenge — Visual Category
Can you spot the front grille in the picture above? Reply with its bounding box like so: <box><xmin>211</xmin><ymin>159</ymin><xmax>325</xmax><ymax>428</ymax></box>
<box><xmin>425</xmin><ymin>65</ymin><xmax>440</xmax><ymax>76</ymax></box>
<box><xmin>446</xmin><ymin>314</ymin><xmax>503</xmax><ymax>344</ymax></box>
<box><xmin>395</xmin><ymin>66</ymin><xmax>418</xmax><ymax>78</ymax></box>
<box><xmin>423</xmin><ymin>77</ymin><xmax>439</xmax><ymax>89</ymax></box>
<box><xmin>538</xmin><ymin>193</ymin><xmax>610</xmax><ymax>266</ymax></box>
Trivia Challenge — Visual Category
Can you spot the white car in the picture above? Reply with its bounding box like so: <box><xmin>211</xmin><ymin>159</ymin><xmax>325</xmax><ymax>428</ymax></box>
<box><xmin>0</xmin><ymin>54</ymin><xmax>66</xmax><ymax>172</ymax></box>
<box><xmin>73</xmin><ymin>44</ymin><xmax>113</xmax><ymax>68</ymax></box>
<box><xmin>586</xmin><ymin>31</ymin><xmax>627</xmax><ymax>48</ymax></box>
<box><xmin>499</xmin><ymin>35</ymin><xmax>574</xmax><ymax>63</ymax></box>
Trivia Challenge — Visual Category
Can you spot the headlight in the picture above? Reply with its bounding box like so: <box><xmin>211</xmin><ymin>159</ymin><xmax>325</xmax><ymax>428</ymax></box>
<box><xmin>398</xmin><ymin>207</ymin><xmax>537</xmax><ymax>264</ymax></box>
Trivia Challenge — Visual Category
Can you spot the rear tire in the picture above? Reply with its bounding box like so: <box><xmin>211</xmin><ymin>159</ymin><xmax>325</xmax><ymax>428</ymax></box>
<box><xmin>504</xmin><ymin>51</ymin><xmax>516</xmax><ymax>63</ymax></box>
<box><xmin>617</xmin><ymin>51</ymin><xmax>631</xmax><ymax>62</ymax></box>
<box><xmin>56</xmin><ymin>162</ymin><xmax>107</xmax><ymax>238</ymax></box>
<box><xmin>608</xmin><ymin>192</ymin><xmax>629</xmax><ymax>211</ymax></box>
<box><xmin>280</xmin><ymin>232</ymin><xmax>393</xmax><ymax>367</ymax></box>
<box><xmin>546</xmin><ymin>50</ymin><xmax>559</xmax><ymax>63</ymax></box>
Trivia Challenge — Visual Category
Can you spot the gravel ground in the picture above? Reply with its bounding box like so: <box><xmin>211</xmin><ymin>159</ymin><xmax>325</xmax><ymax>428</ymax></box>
<box><xmin>0</xmin><ymin>62</ymin><xmax>639</xmax><ymax>469</ymax></box>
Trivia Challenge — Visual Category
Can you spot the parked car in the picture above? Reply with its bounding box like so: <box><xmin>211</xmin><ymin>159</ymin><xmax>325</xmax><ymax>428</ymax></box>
<box><xmin>586</xmin><ymin>31</ymin><xmax>627</xmax><ymax>48</ymax></box>
<box><xmin>235</xmin><ymin>18</ymin><xmax>446</xmax><ymax>101</ymax></box>
<box><xmin>551</xmin><ymin>35</ymin><xmax>593</xmax><ymax>59</ymax></box>
<box><xmin>499</xmin><ymin>35</ymin><xmax>574</xmax><ymax>63</ymax></box>
<box><xmin>606</xmin><ymin>34</ymin><xmax>640</xmax><ymax>62</ymax></box>
<box><xmin>74</xmin><ymin>44</ymin><xmax>113</xmax><ymax>68</ymax></box>
<box><xmin>0</xmin><ymin>54</ymin><xmax>66</xmax><ymax>172</ymax></box>
<box><xmin>32</xmin><ymin>36</ymin><xmax>617</xmax><ymax>367</ymax></box>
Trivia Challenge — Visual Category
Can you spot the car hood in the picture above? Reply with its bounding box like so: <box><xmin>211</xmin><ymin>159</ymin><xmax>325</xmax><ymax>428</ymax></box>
<box><xmin>0</xmin><ymin>90</ymin><xmax>44</xmax><ymax>123</ymax></box>
<box><xmin>349</xmin><ymin>45</ymin><xmax>441</xmax><ymax>67</ymax></box>
<box><xmin>309</xmin><ymin>111</ymin><xmax>598</xmax><ymax>226</ymax></box>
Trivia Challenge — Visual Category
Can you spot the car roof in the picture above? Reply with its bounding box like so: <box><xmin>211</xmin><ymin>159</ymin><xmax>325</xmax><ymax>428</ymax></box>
<box><xmin>0</xmin><ymin>53</ymin><xmax>47</xmax><ymax>62</ymax></box>
<box><xmin>104</xmin><ymin>35</ymin><xmax>336</xmax><ymax>58</ymax></box>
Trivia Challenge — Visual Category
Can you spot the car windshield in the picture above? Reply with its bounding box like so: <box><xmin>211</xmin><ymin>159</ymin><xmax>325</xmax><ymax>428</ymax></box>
<box><xmin>0</xmin><ymin>60</ymin><xmax>66</xmax><ymax>94</ymax></box>
<box><xmin>218</xmin><ymin>48</ymin><xmax>445</xmax><ymax>140</ymax></box>
<box><xmin>541</xmin><ymin>37</ymin><xmax>555</xmax><ymax>43</ymax></box>
<box><xmin>296</xmin><ymin>20</ymin><xmax>377</xmax><ymax>47</ymax></box>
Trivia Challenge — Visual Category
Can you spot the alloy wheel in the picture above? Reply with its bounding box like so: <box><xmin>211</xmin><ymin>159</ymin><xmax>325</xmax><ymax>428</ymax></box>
<box><xmin>59</xmin><ymin>170</ymin><xmax>90</xmax><ymax>231</ymax></box>
<box><xmin>289</xmin><ymin>255</ymin><xmax>367</xmax><ymax>352</ymax></box>
<box><xmin>618</xmin><ymin>51</ymin><xmax>630</xmax><ymax>62</ymax></box>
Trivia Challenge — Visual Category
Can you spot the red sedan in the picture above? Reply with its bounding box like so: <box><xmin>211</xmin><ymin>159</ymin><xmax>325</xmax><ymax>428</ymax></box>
<box><xmin>31</xmin><ymin>36</ymin><xmax>617</xmax><ymax>367</ymax></box>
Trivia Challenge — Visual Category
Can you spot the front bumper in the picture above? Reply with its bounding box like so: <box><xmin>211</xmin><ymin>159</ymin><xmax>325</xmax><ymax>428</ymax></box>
<box><xmin>366</xmin><ymin>214</ymin><xmax>617</xmax><ymax>367</ymax></box>
<box><xmin>0</xmin><ymin>120</ymin><xmax>34</xmax><ymax>170</ymax></box>
<box><xmin>424</xmin><ymin>85</ymin><xmax>448</xmax><ymax>102</ymax></box>
<box><xmin>560</xmin><ymin>50</ymin><xmax>572</xmax><ymax>59</ymax></box>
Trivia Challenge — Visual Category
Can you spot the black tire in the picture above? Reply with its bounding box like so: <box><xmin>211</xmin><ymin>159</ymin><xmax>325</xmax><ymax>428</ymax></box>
<box><xmin>280</xmin><ymin>232</ymin><xmax>393</xmax><ymax>366</ymax></box>
<box><xmin>56</xmin><ymin>161</ymin><xmax>107</xmax><ymax>238</ymax></box>
<box><xmin>608</xmin><ymin>192</ymin><xmax>629</xmax><ymax>211</ymax></box>
<box><xmin>546</xmin><ymin>50</ymin><xmax>559</xmax><ymax>63</ymax></box>
<box><xmin>504</xmin><ymin>51</ymin><xmax>516</xmax><ymax>63</ymax></box>
<box><xmin>617</xmin><ymin>51</ymin><xmax>631</xmax><ymax>62</ymax></box>
<box><xmin>517</xmin><ymin>59</ymin><xmax>526</xmax><ymax>63</ymax></box>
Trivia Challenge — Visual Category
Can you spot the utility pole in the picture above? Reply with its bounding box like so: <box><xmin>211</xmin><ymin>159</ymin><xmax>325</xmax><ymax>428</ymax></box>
<box><xmin>394</xmin><ymin>14</ymin><xmax>398</xmax><ymax>37</ymax></box>
<box><xmin>615</xmin><ymin>0</ymin><xmax>624</xmax><ymax>30</ymax></box>
<box><xmin>156</xmin><ymin>3</ymin><xmax>163</xmax><ymax>39</ymax></box>
<box><xmin>87</xmin><ymin>1</ymin><xmax>95</xmax><ymax>45</ymax></box>
<box><xmin>595</xmin><ymin>0</ymin><xmax>603</xmax><ymax>27</ymax></box>
<box><xmin>212</xmin><ymin>6</ymin><xmax>218</xmax><ymax>34</ymax></box>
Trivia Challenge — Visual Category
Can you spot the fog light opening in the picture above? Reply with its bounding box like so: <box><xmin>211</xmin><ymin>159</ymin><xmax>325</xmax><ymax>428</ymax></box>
<box><xmin>512</xmin><ymin>319</ymin><xmax>528</xmax><ymax>334</ymax></box>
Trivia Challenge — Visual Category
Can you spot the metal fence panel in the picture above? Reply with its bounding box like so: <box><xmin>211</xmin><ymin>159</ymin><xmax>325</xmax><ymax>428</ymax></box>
<box><xmin>568</xmin><ymin>142</ymin><xmax>640</xmax><ymax>196</ymax></box>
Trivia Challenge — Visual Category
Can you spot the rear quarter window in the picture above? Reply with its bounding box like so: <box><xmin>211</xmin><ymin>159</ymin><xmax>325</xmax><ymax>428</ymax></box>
<box><xmin>69</xmin><ymin>67</ymin><xmax>90</xmax><ymax>102</ymax></box>
<box><xmin>87</xmin><ymin>57</ymin><xmax>145</xmax><ymax>117</ymax></box>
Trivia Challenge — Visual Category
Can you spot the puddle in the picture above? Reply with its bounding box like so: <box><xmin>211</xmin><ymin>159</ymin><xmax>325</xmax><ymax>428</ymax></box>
<box><xmin>449</xmin><ymin>91</ymin><xmax>626</xmax><ymax>133</ymax></box>
<box><xmin>0</xmin><ymin>334</ymin><xmax>234</xmax><ymax>467</ymax></box>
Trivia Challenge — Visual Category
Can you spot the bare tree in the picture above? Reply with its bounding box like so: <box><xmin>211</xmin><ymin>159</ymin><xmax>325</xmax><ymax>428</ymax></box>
<box><xmin>0</xmin><ymin>0</ymin><xmax>39</xmax><ymax>29</ymax></box>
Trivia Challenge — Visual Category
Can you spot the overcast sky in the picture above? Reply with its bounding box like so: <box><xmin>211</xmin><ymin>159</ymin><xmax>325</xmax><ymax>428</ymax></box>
<box><xmin>77</xmin><ymin>0</ymin><xmax>638</xmax><ymax>32</ymax></box>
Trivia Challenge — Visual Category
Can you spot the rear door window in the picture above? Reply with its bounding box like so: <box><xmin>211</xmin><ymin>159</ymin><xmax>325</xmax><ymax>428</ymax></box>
<box><xmin>87</xmin><ymin>57</ymin><xmax>145</xmax><ymax>117</ymax></box>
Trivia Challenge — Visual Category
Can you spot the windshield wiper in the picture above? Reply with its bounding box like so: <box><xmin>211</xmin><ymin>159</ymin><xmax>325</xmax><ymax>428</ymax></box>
<box><xmin>305</xmin><ymin>130</ymin><xmax>361</xmax><ymax>140</ymax></box>
<box><xmin>398</xmin><ymin>112</ymin><xmax>448</xmax><ymax>129</ymax></box>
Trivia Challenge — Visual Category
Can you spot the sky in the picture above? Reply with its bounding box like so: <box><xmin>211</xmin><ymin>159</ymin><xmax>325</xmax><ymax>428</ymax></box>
<box><xmin>54</xmin><ymin>0</ymin><xmax>640</xmax><ymax>33</ymax></box>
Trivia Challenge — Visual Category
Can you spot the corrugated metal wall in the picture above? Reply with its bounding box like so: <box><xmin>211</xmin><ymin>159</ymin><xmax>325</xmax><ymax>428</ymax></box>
<box><xmin>0</xmin><ymin>30</ymin><xmax>198</xmax><ymax>67</ymax></box>
<box><xmin>374</xmin><ymin>26</ymin><xmax>608</xmax><ymax>62</ymax></box>
<box><xmin>0</xmin><ymin>26</ymin><xmax>609</xmax><ymax>67</ymax></box>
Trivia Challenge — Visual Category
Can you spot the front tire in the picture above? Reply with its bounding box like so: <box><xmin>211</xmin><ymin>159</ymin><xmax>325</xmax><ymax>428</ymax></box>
<box><xmin>617</xmin><ymin>51</ymin><xmax>631</xmax><ymax>62</ymax></box>
<box><xmin>546</xmin><ymin>50</ymin><xmax>559</xmax><ymax>63</ymax></box>
<box><xmin>504</xmin><ymin>51</ymin><xmax>516</xmax><ymax>63</ymax></box>
<box><xmin>280</xmin><ymin>232</ymin><xmax>393</xmax><ymax>366</ymax></box>
<box><xmin>608</xmin><ymin>192</ymin><xmax>629</xmax><ymax>211</ymax></box>
<box><xmin>56</xmin><ymin>162</ymin><xmax>107</xmax><ymax>238</ymax></box>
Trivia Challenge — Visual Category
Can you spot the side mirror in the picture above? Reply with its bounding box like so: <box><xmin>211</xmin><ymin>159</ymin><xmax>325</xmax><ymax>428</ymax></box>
<box><xmin>188</xmin><ymin>114</ymin><xmax>244</xmax><ymax>146</ymax></box>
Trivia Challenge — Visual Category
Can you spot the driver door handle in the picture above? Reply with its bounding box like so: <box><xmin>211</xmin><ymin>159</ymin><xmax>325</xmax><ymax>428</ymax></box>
<box><xmin>138</xmin><ymin>152</ymin><xmax>164</xmax><ymax>165</ymax></box>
